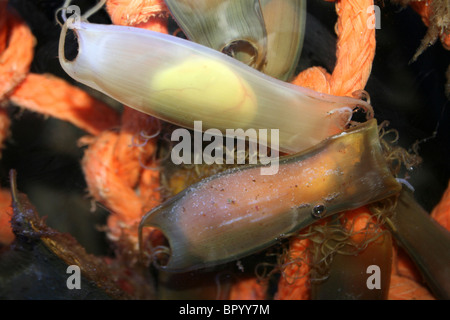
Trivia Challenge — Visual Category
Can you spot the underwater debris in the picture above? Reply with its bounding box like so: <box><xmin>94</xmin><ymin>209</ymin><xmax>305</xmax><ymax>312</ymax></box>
<box><xmin>393</xmin><ymin>0</ymin><xmax>450</xmax><ymax>61</ymax></box>
<box><xmin>0</xmin><ymin>170</ymin><xmax>130</xmax><ymax>299</ymax></box>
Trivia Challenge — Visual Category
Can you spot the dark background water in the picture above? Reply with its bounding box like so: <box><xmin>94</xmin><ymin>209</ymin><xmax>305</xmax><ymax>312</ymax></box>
<box><xmin>1</xmin><ymin>0</ymin><xmax>449</xmax><ymax>258</ymax></box>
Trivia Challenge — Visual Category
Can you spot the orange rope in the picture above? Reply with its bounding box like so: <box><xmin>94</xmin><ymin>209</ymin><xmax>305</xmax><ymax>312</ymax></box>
<box><xmin>388</xmin><ymin>245</ymin><xmax>434</xmax><ymax>299</ymax></box>
<box><xmin>229</xmin><ymin>277</ymin><xmax>267</xmax><ymax>300</ymax></box>
<box><xmin>292</xmin><ymin>0</ymin><xmax>376</xmax><ymax>96</ymax></box>
<box><xmin>106</xmin><ymin>0</ymin><xmax>170</xmax><ymax>32</ymax></box>
<box><xmin>81</xmin><ymin>109</ymin><xmax>161</xmax><ymax>244</ymax></box>
<box><xmin>388</xmin><ymin>274</ymin><xmax>436</xmax><ymax>299</ymax></box>
<box><xmin>0</xmin><ymin>108</ymin><xmax>10</xmax><ymax>153</ymax></box>
<box><xmin>11</xmin><ymin>74</ymin><xmax>120</xmax><ymax>136</ymax></box>
<box><xmin>274</xmin><ymin>238</ymin><xmax>311</xmax><ymax>300</ymax></box>
<box><xmin>0</xmin><ymin>5</ymin><xmax>34</xmax><ymax>101</ymax></box>
<box><xmin>0</xmin><ymin>189</ymin><xmax>13</xmax><ymax>246</ymax></box>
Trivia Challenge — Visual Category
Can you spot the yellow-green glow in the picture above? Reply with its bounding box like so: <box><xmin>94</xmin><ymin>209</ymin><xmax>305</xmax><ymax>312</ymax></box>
<box><xmin>152</xmin><ymin>58</ymin><xmax>257</xmax><ymax>125</ymax></box>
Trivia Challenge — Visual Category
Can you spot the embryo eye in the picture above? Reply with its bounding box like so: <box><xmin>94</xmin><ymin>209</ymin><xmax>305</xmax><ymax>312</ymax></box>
<box><xmin>312</xmin><ymin>204</ymin><xmax>327</xmax><ymax>219</ymax></box>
